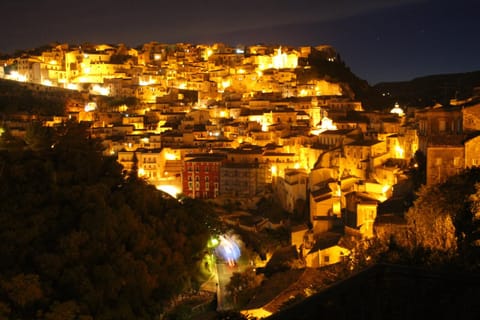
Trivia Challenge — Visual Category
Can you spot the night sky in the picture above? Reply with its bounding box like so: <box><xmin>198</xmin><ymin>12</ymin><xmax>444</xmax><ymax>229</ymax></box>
<box><xmin>1</xmin><ymin>0</ymin><xmax>479</xmax><ymax>84</ymax></box>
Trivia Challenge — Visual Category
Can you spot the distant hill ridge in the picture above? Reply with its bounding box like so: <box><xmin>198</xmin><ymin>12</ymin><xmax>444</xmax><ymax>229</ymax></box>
<box><xmin>372</xmin><ymin>71</ymin><xmax>480</xmax><ymax>108</ymax></box>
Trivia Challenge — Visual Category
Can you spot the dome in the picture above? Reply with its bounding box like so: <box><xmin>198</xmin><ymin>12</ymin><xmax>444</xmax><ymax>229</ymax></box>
<box><xmin>390</xmin><ymin>102</ymin><xmax>405</xmax><ymax>117</ymax></box>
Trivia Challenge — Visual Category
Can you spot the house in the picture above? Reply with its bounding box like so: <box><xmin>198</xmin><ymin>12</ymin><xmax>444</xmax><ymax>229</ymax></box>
<box><xmin>415</xmin><ymin>105</ymin><xmax>463</xmax><ymax>153</ymax></box>
<box><xmin>274</xmin><ymin>169</ymin><xmax>308</xmax><ymax>213</ymax></box>
<box><xmin>426</xmin><ymin>135</ymin><xmax>465</xmax><ymax>185</ymax></box>
<box><xmin>464</xmin><ymin>134</ymin><xmax>480</xmax><ymax>168</ymax></box>
<box><xmin>182</xmin><ymin>155</ymin><xmax>224</xmax><ymax>199</ymax></box>
<box><xmin>220</xmin><ymin>162</ymin><xmax>268</xmax><ymax>197</ymax></box>
<box><xmin>303</xmin><ymin>232</ymin><xmax>349</xmax><ymax>268</ymax></box>
<box><xmin>344</xmin><ymin>192</ymin><xmax>378</xmax><ymax>238</ymax></box>
<box><xmin>291</xmin><ymin>224</ymin><xmax>309</xmax><ymax>252</ymax></box>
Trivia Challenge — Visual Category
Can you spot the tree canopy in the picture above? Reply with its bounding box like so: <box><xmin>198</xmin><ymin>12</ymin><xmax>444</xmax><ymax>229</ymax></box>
<box><xmin>405</xmin><ymin>167</ymin><xmax>480</xmax><ymax>267</ymax></box>
<box><xmin>0</xmin><ymin>122</ymin><xmax>212</xmax><ymax>319</ymax></box>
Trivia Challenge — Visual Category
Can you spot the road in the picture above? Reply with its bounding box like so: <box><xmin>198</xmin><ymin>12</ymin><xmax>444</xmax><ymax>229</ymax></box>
<box><xmin>216</xmin><ymin>261</ymin><xmax>237</xmax><ymax>311</ymax></box>
<box><xmin>199</xmin><ymin>246</ymin><xmax>250</xmax><ymax>311</ymax></box>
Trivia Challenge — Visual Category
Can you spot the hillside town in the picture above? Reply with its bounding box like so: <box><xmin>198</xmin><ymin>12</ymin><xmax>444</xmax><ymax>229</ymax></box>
<box><xmin>1</xmin><ymin>41</ymin><xmax>480</xmax><ymax>317</ymax></box>
<box><xmin>2</xmin><ymin>41</ymin><xmax>480</xmax><ymax>245</ymax></box>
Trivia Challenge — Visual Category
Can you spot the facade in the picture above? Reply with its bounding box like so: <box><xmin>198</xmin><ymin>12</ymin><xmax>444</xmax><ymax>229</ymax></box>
<box><xmin>182</xmin><ymin>157</ymin><xmax>223</xmax><ymax>199</ymax></box>
<box><xmin>274</xmin><ymin>169</ymin><xmax>308</xmax><ymax>213</ymax></box>
<box><xmin>344</xmin><ymin>192</ymin><xmax>378</xmax><ymax>238</ymax></box>
<box><xmin>426</xmin><ymin>142</ymin><xmax>464</xmax><ymax>185</ymax></box>
<box><xmin>464</xmin><ymin>135</ymin><xmax>480</xmax><ymax>168</ymax></box>
<box><xmin>416</xmin><ymin>106</ymin><xmax>463</xmax><ymax>152</ymax></box>
<box><xmin>462</xmin><ymin>103</ymin><xmax>480</xmax><ymax>132</ymax></box>
<box><xmin>220</xmin><ymin>163</ymin><xmax>268</xmax><ymax>197</ymax></box>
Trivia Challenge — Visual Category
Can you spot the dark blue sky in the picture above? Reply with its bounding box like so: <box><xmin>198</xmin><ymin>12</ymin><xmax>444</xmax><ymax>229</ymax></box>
<box><xmin>1</xmin><ymin>0</ymin><xmax>478</xmax><ymax>84</ymax></box>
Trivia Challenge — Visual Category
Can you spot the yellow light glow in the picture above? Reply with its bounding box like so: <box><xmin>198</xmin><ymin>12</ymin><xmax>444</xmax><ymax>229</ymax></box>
<box><xmin>333</xmin><ymin>200</ymin><xmax>341</xmax><ymax>215</ymax></box>
<box><xmin>390</xmin><ymin>103</ymin><xmax>405</xmax><ymax>117</ymax></box>
<box><xmin>156</xmin><ymin>185</ymin><xmax>180</xmax><ymax>198</ymax></box>
<box><xmin>92</xmin><ymin>85</ymin><xmax>110</xmax><ymax>96</ymax></box>
<box><xmin>204</xmin><ymin>48</ymin><xmax>213</xmax><ymax>60</ymax></box>
<box><xmin>42</xmin><ymin>80</ymin><xmax>53</xmax><ymax>86</ymax></box>
<box><xmin>49</xmin><ymin>60</ymin><xmax>57</xmax><ymax>65</ymax></box>
<box><xmin>221</xmin><ymin>80</ymin><xmax>231</xmax><ymax>89</ymax></box>
<box><xmin>394</xmin><ymin>145</ymin><xmax>404</xmax><ymax>159</ymax></box>
<box><xmin>271</xmin><ymin>165</ymin><xmax>277</xmax><ymax>176</ymax></box>
<box><xmin>138</xmin><ymin>168</ymin><xmax>146</xmax><ymax>176</ymax></box>
<box><xmin>272</xmin><ymin>47</ymin><xmax>298</xmax><ymax>69</ymax></box>
<box><xmin>165</xmin><ymin>152</ymin><xmax>177</xmax><ymax>160</ymax></box>
<box><xmin>382</xmin><ymin>185</ymin><xmax>390</xmax><ymax>193</ymax></box>
<box><xmin>9</xmin><ymin>71</ymin><xmax>27</xmax><ymax>82</ymax></box>
<box><xmin>154</xmin><ymin>54</ymin><xmax>161</xmax><ymax>60</ymax></box>
<box><xmin>237</xmin><ymin>68</ymin><xmax>245</xmax><ymax>74</ymax></box>
<box><xmin>209</xmin><ymin>237</ymin><xmax>219</xmax><ymax>247</ymax></box>
<box><xmin>139</xmin><ymin>79</ymin><xmax>155</xmax><ymax>86</ymax></box>
<box><xmin>310</xmin><ymin>116</ymin><xmax>337</xmax><ymax>135</ymax></box>
<box><xmin>66</xmin><ymin>83</ymin><xmax>78</xmax><ymax>90</ymax></box>
<box><xmin>84</xmin><ymin>102</ymin><xmax>97</xmax><ymax>112</ymax></box>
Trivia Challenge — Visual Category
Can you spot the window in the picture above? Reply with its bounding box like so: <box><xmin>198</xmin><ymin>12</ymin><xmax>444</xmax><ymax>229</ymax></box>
<box><xmin>439</xmin><ymin>119</ymin><xmax>446</xmax><ymax>132</ymax></box>
<box><xmin>453</xmin><ymin>157</ymin><xmax>461</xmax><ymax>167</ymax></box>
<box><xmin>324</xmin><ymin>255</ymin><xmax>330</xmax><ymax>263</ymax></box>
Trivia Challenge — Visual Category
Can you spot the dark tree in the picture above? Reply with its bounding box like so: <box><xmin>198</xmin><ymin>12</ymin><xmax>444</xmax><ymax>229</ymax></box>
<box><xmin>0</xmin><ymin>122</ymin><xmax>213</xmax><ymax>319</ymax></box>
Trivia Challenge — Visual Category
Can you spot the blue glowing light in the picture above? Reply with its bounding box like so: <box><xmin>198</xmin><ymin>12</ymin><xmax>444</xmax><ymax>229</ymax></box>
<box><xmin>215</xmin><ymin>234</ymin><xmax>241</xmax><ymax>266</ymax></box>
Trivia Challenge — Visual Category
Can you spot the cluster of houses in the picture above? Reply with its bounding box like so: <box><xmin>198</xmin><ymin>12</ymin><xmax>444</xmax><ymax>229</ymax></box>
<box><xmin>2</xmin><ymin>42</ymin><xmax>480</xmax><ymax>271</ymax></box>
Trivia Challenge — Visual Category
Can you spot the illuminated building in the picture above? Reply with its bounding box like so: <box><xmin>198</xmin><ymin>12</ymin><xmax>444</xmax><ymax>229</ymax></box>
<box><xmin>220</xmin><ymin>162</ymin><xmax>268</xmax><ymax>198</ymax></box>
<box><xmin>274</xmin><ymin>169</ymin><xmax>308</xmax><ymax>213</ymax></box>
<box><xmin>182</xmin><ymin>155</ymin><xmax>225</xmax><ymax>199</ymax></box>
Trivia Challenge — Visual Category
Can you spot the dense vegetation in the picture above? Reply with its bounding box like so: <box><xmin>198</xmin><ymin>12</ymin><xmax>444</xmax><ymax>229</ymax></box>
<box><xmin>0</xmin><ymin>79</ymin><xmax>68</xmax><ymax>116</ymax></box>
<box><xmin>0</xmin><ymin>122</ymin><xmax>213</xmax><ymax>319</ymax></box>
<box><xmin>358</xmin><ymin>167</ymin><xmax>480</xmax><ymax>271</ymax></box>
